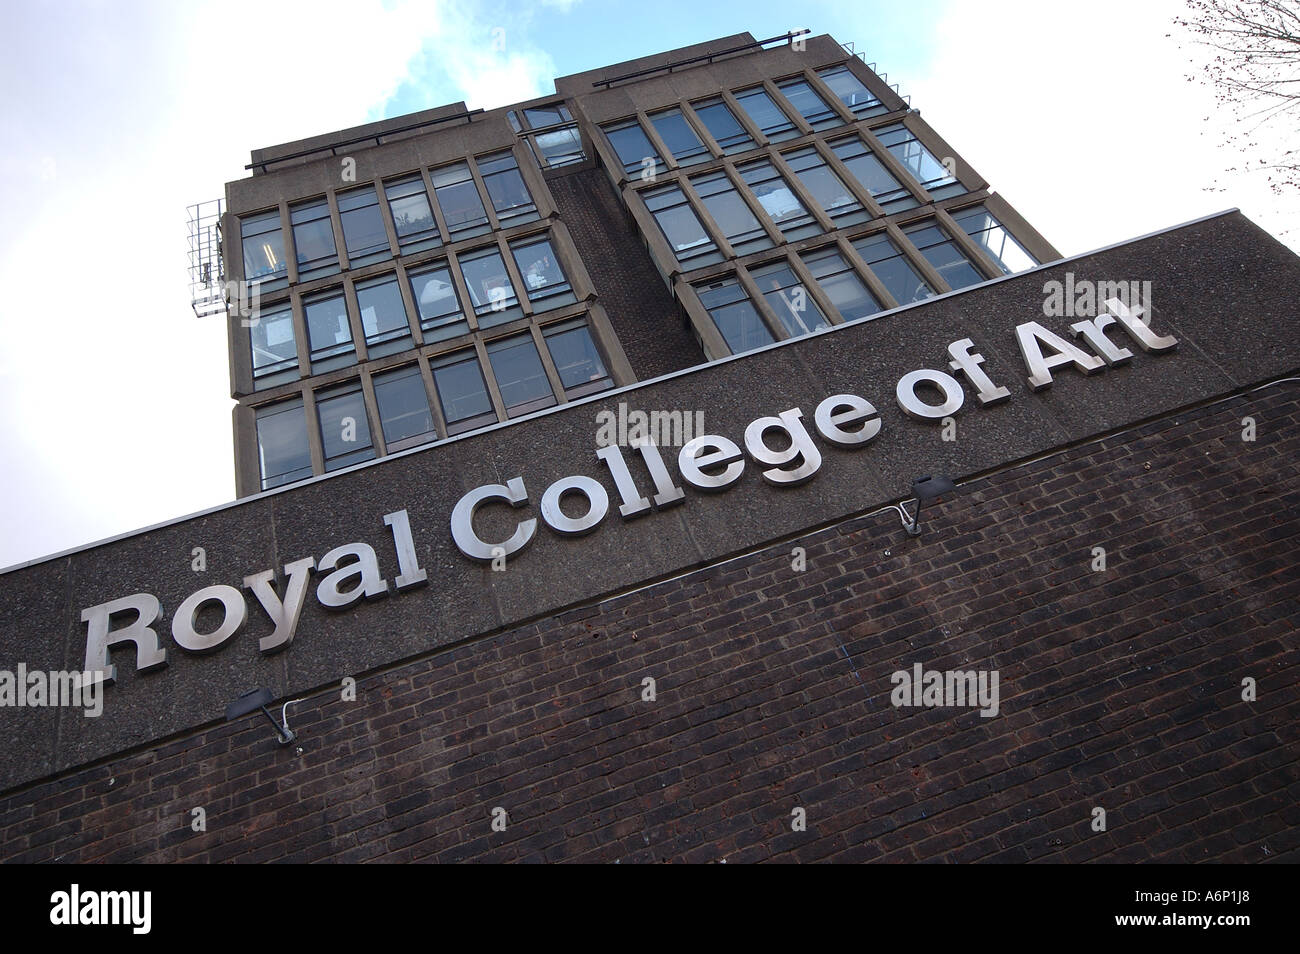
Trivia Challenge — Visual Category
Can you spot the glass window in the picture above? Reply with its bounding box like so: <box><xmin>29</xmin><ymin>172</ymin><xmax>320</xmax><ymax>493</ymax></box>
<box><xmin>316</xmin><ymin>382</ymin><xmax>375</xmax><ymax>471</ymax></box>
<box><xmin>459</xmin><ymin>246</ymin><xmax>521</xmax><ymax>327</ymax></box>
<box><xmin>543</xmin><ymin>322</ymin><xmax>612</xmax><ymax>398</ymax></box>
<box><xmin>733</xmin><ymin>86</ymin><xmax>799</xmax><ymax>142</ymax></box>
<box><xmin>373</xmin><ymin>364</ymin><xmax>436</xmax><ymax>451</ymax></box>
<box><xmin>303</xmin><ymin>291</ymin><xmax>355</xmax><ymax>369</ymax></box>
<box><xmin>477</xmin><ymin>151</ymin><xmax>537</xmax><ymax>226</ymax></box>
<box><xmin>510</xmin><ymin>236</ymin><xmax>574</xmax><ymax>311</ymax></box>
<box><xmin>241</xmin><ymin>210</ymin><xmax>287</xmax><ymax>289</ymax></box>
<box><xmin>384</xmin><ymin>175</ymin><xmax>440</xmax><ymax>253</ymax></box>
<box><xmin>256</xmin><ymin>399</ymin><xmax>312</xmax><ymax>491</ymax></box>
<box><xmin>431</xmin><ymin>351</ymin><xmax>496</xmax><ymax>435</ymax></box>
<box><xmin>522</xmin><ymin>104</ymin><xmax>572</xmax><ymax>128</ymax></box>
<box><xmin>431</xmin><ymin>161</ymin><xmax>490</xmax><ymax>239</ymax></box>
<box><xmin>690</xmin><ymin>97</ymin><xmax>754</xmax><ymax>154</ymax></box>
<box><xmin>816</xmin><ymin>64</ymin><xmax>886</xmax><ymax>117</ymax></box>
<box><xmin>776</xmin><ymin>76</ymin><xmax>842</xmax><ymax>130</ymax></box>
<box><xmin>950</xmin><ymin>205</ymin><xmax>1038</xmax><ymax>275</ymax></box>
<box><xmin>690</xmin><ymin>170</ymin><xmax>772</xmax><ymax>256</ymax></box>
<box><xmin>337</xmin><ymin>186</ymin><xmax>390</xmax><ymax>266</ymax></box>
<box><xmin>696</xmin><ymin>277</ymin><xmax>773</xmax><ymax>355</ymax></box>
<box><xmin>354</xmin><ymin>275</ymin><xmax>411</xmax><ymax>354</ymax></box>
<box><xmin>801</xmin><ymin>247</ymin><xmax>882</xmax><ymax>321</ymax></box>
<box><xmin>853</xmin><ymin>232</ymin><xmax>935</xmax><ymax>304</ymax></box>
<box><xmin>529</xmin><ymin>126</ymin><xmax>585</xmax><ymax>168</ymax></box>
<box><xmin>782</xmin><ymin>146</ymin><xmax>869</xmax><ymax>228</ymax></box>
<box><xmin>829</xmin><ymin>137</ymin><xmax>918</xmax><ymax>214</ymax></box>
<box><xmin>648</xmin><ymin>108</ymin><xmax>710</xmax><ymax>166</ymax></box>
<box><xmin>250</xmin><ymin>304</ymin><xmax>298</xmax><ymax>381</ymax></box>
<box><xmin>486</xmin><ymin>334</ymin><xmax>556</xmax><ymax>417</ymax></box>
<box><xmin>290</xmin><ymin>198</ymin><xmax>338</xmax><ymax>280</ymax></box>
<box><xmin>873</xmin><ymin>123</ymin><xmax>965</xmax><ymax>199</ymax></box>
<box><xmin>903</xmin><ymin>220</ymin><xmax>986</xmax><ymax>291</ymax></box>
<box><xmin>750</xmin><ymin>260</ymin><xmax>830</xmax><ymax>338</ymax></box>
<box><xmin>603</xmin><ymin>120</ymin><xmax>665</xmax><ymax>179</ymax></box>
<box><xmin>642</xmin><ymin>184</ymin><xmax>722</xmax><ymax>269</ymax></box>
<box><xmin>737</xmin><ymin>159</ymin><xmax>819</xmax><ymax>241</ymax></box>
<box><xmin>408</xmin><ymin>263</ymin><xmax>468</xmax><ymax>341</ymax></box>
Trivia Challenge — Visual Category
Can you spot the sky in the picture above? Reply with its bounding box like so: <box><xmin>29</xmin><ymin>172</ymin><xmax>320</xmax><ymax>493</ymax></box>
<box><xmin>0</xmin><ymin>0</ymin><xmax>1295</xmax><ymax>570</ymax></box>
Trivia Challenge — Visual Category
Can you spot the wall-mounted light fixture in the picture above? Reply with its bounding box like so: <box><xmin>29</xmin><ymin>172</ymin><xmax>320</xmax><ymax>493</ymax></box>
<box><xmin>896</xmin><ymin>474</ymin><xmax>957</xmax><ymax>537</ymax></box>
<box><xmin>225</xmin><ymin>688</ymin><xmax>295</xmax><ymax>745</ymax></box>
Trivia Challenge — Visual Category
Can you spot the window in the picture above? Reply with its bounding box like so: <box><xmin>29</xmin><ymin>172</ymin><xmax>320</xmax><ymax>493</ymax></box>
<box><xmin>783</xmin><ymin>146</ymin><xmax>869</xmax><ymax>229</ymax></box>
<box><xmin>316</xmin><ymin>381</ymin><xmax>375</xmax><ymax>471</ymax></box>
<box><xmin>750</xmin><ymin>260</ymin><xmax>830</xmax><ymax>338</ymax></box>
<box><xmin>950</xmin><ymin>205</ymin><xmax>1037</xmax><ymax>275</ymax></box>
<box><xmin>829</xmin><ymin>137</ymin><xmax>918</xmax><ymax>215</ymax></box>
<box><xmin>776</xmin><ymin>77</ymin><xmax>842</xmax><ymax>130</ymax></box>
<box><xmin>642</xmin><ymin>184</ymin><xmax>722</xmax><ymax>269</ymax></box>
<box><xmin>408</xmin><ymin>263</ymin><xmax>467</xmax><ymax>341</ymax></box>
<box><xmin>816</xmin><ymin>64</ymin><xmax>886</xmax><ymax>117</ymax></box>
<box><xmin>529</xmin><ymin>126</ymin><xmax>585</xmax><ymax>168</ymax></box>
<box><xmin>903</xmin><ymin>221</ymin><xmax>986</xmax><ymax>291</ymax></box>
<box><xmin>510</xmin><ymin>236</ymin><xmax>575</xmax><ymax>311</ymax></box>
<box><xmin>250</xmin><ymin>304</ymin><xmax>298</xmax><ymax>386</ymax></box>
<box><xmin>690</xmin><ymin>170</ymin><xmax>772</xmax><ymax>256</ymax></box>
<box><xmin>603</xmin><ymin>120</ymin><xmax>665</xmax><ymax>178</ymax></box>
<box><xmin>384</xmin><ymin>175</ymin><xmax>440</xmax><ymax>253</ymax></box>
<box><xmin>690</xmin><ymin>97</ymin><xmax>754</xmax><ymax>154</ymax></box>
<box><xmin>290</xmin><ymin>198</ymin><xmax>338</xmax><ymax>280</ymax></box>
<box><xmin>733</xmin><ymin>86</ymin><xmax>799</xmax><ymax>142</ymax></box>
<box><xmin>696</xmin><ymin>277</ymin><xmax>773</xmax><ymax>355</ymax></box>
<box><xmin>303</xmin><ymin>291</ymin><xmax>355</xmax><ymax>371</ymax></box>
<box><xmin>486</xmin><ymin>334</ymin><xmax>556</xmax><ymax>416</ymax></box>
<box><xmin>354</xmin><ymin>275</ymin><xmax>411</xmax><ymax>357</ymax></box>
<box><xmin>520</xmin><ymin>104</ymin><xmax>571</xmax><ymax>128</ymax></box>
<box><xmin>872</xmin><ymin>123</ymin><xmax>965</xmax><ymax>199</ymax></box>
<box><xmin>241</xmin><ymin>210</ymin><xmax>287</xmax><ymax>290</ymax></box>
<box><xmin>477</xmin><ymin>151</ymin><xmax>537</xmax><ymax>226</ymax></box>
<box><xmin>431</xmin><ymin>161</ymin><xmax>490</xmax><ymax>239</ymax></box>
<box><xmin>801</xmin><ymin>247</ymin><xmax>882</xmax><ymax>321</ymax></box>
<box><xmin>256</xmin><ymin>399</ymin><xmax>312</xmax><ymax>491</ymax></box>
<box><xmin>337</xmin><ymin>186</ymin><xmax>390</xmax><ymax>267</ymax></box>
<box><xmin>459</xmin><ymin>246</ymin><xmax>521</xmax><ymax>327</ymax></box>
<box><xmin>373</xmin><ymin>364</ymin><xmax>436</xmax><ymax>452</ymax></box>
<box><xmin>648</xmin><ymin>108</ymin><xmax>710</xmax><ymax>166</ymax></box>
<box><xmin>737</xmin><ymin>159</ymin><xmax>819</xmax><ymax>241</ymax></box>
<box><xmin>853</xmin><ymin>232</ymin><xmax>935</xmax><ymax>304</ymax></box>
<box><xmin>543</xmin><ymin>321</ymin><xmax>612</xmax><ymax>398</ymax></box>
<box><xmin>431</xmin><ymin>351</ymin><xmax>496</xmax><ymax>435</ymax></box>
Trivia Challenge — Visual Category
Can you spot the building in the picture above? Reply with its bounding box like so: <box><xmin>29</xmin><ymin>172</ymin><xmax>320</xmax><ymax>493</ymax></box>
<box><xmin>1</xmin><ymin>31</ymin><xmax>1297</xmax><ymax>864</ymax></box>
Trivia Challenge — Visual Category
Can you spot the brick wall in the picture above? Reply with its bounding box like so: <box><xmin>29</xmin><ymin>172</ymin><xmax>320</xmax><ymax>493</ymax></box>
<box><xmin>2</xmin><ymin>383</ymin><xmax>1296</xmax><ymax>863</ymax></box>
<box><xmin>548</xmin><ymin>166</ymin><xmax>705</xmax><ymax>380</ymax></box>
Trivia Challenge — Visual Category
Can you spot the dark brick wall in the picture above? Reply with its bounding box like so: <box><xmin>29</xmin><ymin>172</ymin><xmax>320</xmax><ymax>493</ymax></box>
<box><xmin>2</xmin><ymin>383</ymin><xmax>1296</xmax><ymax>864</ymax></box>
<box><xmin>548</xmin><ymin>166</ymin><xmax>705</xmax><ymax>379</ymax></box>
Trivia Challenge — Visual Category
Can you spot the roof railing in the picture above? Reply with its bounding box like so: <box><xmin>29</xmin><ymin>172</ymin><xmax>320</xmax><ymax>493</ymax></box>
<box><xmin>592</xmin><ymin>29</ymin><xmax>811</xmax><ymax>89</ymax></box>
<box><xmin>245</xmin><ymin>108</ymin><xmax>485</xmax><ymax>172</ymax></box>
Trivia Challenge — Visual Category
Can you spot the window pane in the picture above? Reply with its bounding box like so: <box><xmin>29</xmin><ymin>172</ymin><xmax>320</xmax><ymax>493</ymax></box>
<box><xmin>829</xmin><ymin>137</ymin><xmax>918</xmax><ymax>214</ymax></box>
<box><xmin>316</xmin><ymin>383</ymin><xmax>374</xmax><ymax>470</ymax></box>
<box><xmin>432</xmin><ymin>353</ymin><xmax>495</xmax><ymax>433</ymax></box>
<box><xmin>486</xmin><ymin>335</ymin><xmax>555</xmax><ymax>416</ymax></box>
<box><xmin>384</xmin><ymin>176</ymin><xmax>440</xmax><ymax>251</ymax></box>
<box><xmin>691</xmin><ymin>169</ymin><xmax>772</xmax><ymax>256</ymax></box>
<box><xmin>643</xmin><ymin>184</ymin><xmax>721</xmax><ymax>267</ymax></box>
<box><xmin>303</xmin><ymin>292</ymin><xmax>354</xmax><ymax>366</ymax></box>
<box><xmin>543</xmin><ymin>323</ymin><xmax>610</xmax><ymax>395</ymax></box>
<box><xmin>408</xmin><ymin>264</ymin><xmax>467</xmax><ymax>339</ymax></box>
<box><xmin>241</xmin><ymin>211</ymin><xmax>287</xmax><ymax>286</ymax></box>
<box><xmin>904</xmin><ymin>221</ymin><xmax>986</xmax><ymax>291</ymax></box>
<box><xmin>604</xmin><ymin>121</ymin><xmax>664</xmax><ymax>177</ymax></box>
<box><xmin>783</xmin><ymin>146</ymin><xmax>868</xmax><ymax>228</ymax></box>
<box><xmin>734</xmin><ymin>87</ymin><xmax>798</xmax><ymax>142</ymax></box>
<box><xmin>373</xmin><ymin>364</ymin><xmax>436</xmax><ymax>449</ymax></box>
<box><xmin>777</xmin><ymin>77</ymin><xmax>842</xmax><ymax>130</ymax></box>
<box><xmin>696</xmin><ymin>278</ymin><xmax>773</xmax><ymax>355</ymax></box>
<box><xmin>801</xmin><ymin>247</ymin><xmax>881</xmax><ymax>321</ymax></box>
<box><xmin>478</xmin><ymin>151</ymin><xmax>537</xmax><ymax>225</ymax></box>
<box><xmin>431</xmin><ymin>162</ymin><xmax>489</xmax><ymax>238</ymax></box>
<box><xmin>510</xmin><ymin>236</ymin><xmax>574</xmax><ymax>310</ymax></box>
<box><xmin>459</xmin><ymin>247</ymin><xmax>520</xmax><ymax>325</ymax></box>
<box><xmin>523</xmin><ymin>104</ymin><xmax>571</xmax><ymax>128</ymax></box>
<box><xmin>691</xmin><ymin>98</ymin><xmax>754</xmax><ymax>154</ymax></box>
<box><xmin>290</xmin><ymin>199</ymin><xmax>337</xmax><ymax>278</ymax></box>
<box><xmin>648</xmin><ymin>108</ymin><xmax>710</xmax><ymax>165</ymax></box>
<box><xmin>950</xmin><ymin>205</ymin><xmax>1037</xmax><ymax>274</ymax></box>
<box><xmin>256</xmin><ymin>400</ymin><xmax>312</xmax><ymax>490</ymax></box>
<box><xmin>750</xmin><ymin>260</ymin><xmax>830</xmax><ymax>338</ymax></box>
<box><xmin>816</xmin><ymin>64</ymin><xmax>885</xmax><ymax>117</ymax></box>
<box><xmin>250</xmin><ymin>305</ymin><xmax>297</xmax><ymax>377</ymax></box>
<box><xmin>737</xmin><ymin>159</ymin><xmax>818</xmax><ymax>240</ymax></box>
<box><xmin>853</xmin><ymin>232</ymin><xmax>935</xmax><ymax>304</ymax></box>
<box><xmin>873</xmin><ymin>123</ymin><xmax>964</xmax><ymax>199</ymax></box>
<box><xmin>354</xmin><ymin>276</ymin><xmax>410</xmax><ymax>346</ymax></box>
<box><xmin>337</xmin><ymin>186</ymin><xmax>390</xmax><ymax>265</ymax></box>
<box><xmin>530</xmin><ymin>126</ymin><xmax>585</xmax><ymax>168</ymax></box>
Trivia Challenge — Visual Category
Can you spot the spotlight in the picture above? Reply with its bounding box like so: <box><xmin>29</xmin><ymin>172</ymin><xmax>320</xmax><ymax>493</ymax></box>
<box><xmin>225</xmin><ymin>688</ymin><xmax>295</xmax><ymax>745</ymax></box>
<box><xmin>898</xmin><ymin>474</ymin><xmax>957</xmax><ymax>537</ymax></box>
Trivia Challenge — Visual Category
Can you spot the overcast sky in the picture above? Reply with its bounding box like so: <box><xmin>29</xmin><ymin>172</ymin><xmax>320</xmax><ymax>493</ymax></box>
<box><xmin>0</xmin><ymin>0</ymin><xmax>1294</xmax><ymax>570</ymax></box>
